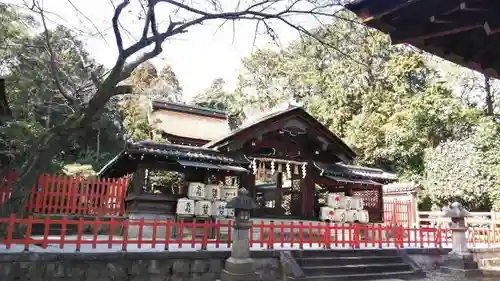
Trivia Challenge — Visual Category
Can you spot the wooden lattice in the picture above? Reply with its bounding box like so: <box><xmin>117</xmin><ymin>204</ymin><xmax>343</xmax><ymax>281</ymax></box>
<box><xmin>352</xmin><ymin>186</ymin><xmax>383</xmax><ymax>223</ymax></box>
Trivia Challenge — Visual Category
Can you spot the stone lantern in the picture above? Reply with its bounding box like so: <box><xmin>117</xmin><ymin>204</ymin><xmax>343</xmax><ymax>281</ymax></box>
<box><xmin>220</xmin><ymin>188</ymin><xmax>260</xmax><ymax>281</ymax></box>
<box><xmin>440</xmin><ymin>202</ymin><xmax>481</xmax><ymax>276</ymax></box>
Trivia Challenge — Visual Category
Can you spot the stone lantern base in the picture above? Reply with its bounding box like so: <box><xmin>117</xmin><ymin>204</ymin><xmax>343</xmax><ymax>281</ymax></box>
<box><xmin>220</xmin><ymin>257</ymin><xmax>261</xmax><ymax>281</ymax></box>
<box><xmin>440</xmin><ymin>252</ymin><xmax>482</xmax><ymax>277</ymax></box>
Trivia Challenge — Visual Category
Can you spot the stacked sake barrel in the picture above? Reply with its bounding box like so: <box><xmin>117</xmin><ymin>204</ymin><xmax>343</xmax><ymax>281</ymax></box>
<box><xmin>319</xmin><ymin>193</ymin><xmax>370</xmax><ymax>224</ymax></box>
<box><xmin>176</xmin><ymin>182</ymin><xmax>236</xmax><ymax>218</ymax></box>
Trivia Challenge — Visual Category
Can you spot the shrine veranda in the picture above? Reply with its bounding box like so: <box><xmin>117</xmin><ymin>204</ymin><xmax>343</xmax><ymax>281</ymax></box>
<box><xmin>98</xmin><ymin>103</ymin><xmax>397</xmax><ymax>232</ymax></box>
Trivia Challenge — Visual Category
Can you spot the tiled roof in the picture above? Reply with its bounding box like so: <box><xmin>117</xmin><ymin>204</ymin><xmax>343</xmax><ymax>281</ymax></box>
<box><xmin>383</xmin><ymin>182</ymin><xmax>421</xmax><ymax>194</ymax></box>
<box><xmin>97</xmin><ymin>141</ymin><xmax>249</xmax><ymax>177</ymax></box>
<box><xmin>127</xmin><ymin>141</ymin><xmax>245</xmax><ymax>164</ymax></box>
<box><xmin>313</xmin><ymin>162</ymin><xmax>397</xmax><ymax>181</ymax></box>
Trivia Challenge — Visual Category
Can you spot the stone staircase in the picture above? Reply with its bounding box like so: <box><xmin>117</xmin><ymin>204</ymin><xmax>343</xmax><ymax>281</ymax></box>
<box><xmin>287</xmin><ymin>249</ymin><xmax>424</xmax><ymax>281</ymax></box>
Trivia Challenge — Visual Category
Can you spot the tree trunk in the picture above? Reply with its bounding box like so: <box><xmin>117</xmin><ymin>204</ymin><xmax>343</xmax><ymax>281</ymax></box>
<box><xmin>484</xmin><ymin>74</ymin><xmax>495</xmax><ymax>116</ymax></box>
<box><xmin>0</xmin><ymin>129</ymin><xmax>67</xmax><ymax>218</ymax></box>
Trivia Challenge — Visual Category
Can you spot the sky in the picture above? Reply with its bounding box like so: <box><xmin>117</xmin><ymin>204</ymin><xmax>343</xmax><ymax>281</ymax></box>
<box><xmin>4</xmin><ymin>0</ymin><xmax>334</xmax><ymax>102</ymax></box>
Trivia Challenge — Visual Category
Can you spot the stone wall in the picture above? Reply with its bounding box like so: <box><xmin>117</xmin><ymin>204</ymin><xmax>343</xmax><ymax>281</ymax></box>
<box><xmin>406</xmin><ymin>248</ymin><xmax>500</xmax><ymax>271</ymax></box>
<box><xmin>0</xmin><ymin>251</ymin><xmax>281</xmax><ymax>281</ymax></box>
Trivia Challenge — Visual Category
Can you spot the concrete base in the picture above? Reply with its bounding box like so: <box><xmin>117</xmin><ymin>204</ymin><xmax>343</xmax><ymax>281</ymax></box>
<box><xmin>220</xmin><ymin>269</ymin><xmax>261</xmax><ymax>281</ymax></box>
<box><xmin>127</xmin><ymin>213</ymin><xmax>176</xmax><ymax>239</ymax></box>
<box><xmin>220</xmin><ymin>257</ymin><xmax>261</xmax><ymax>281</ymax></box>
<box><xmin>440</xmin><ymin>254</ymin><xmax>482</xmax><ymax>277</ymax></box>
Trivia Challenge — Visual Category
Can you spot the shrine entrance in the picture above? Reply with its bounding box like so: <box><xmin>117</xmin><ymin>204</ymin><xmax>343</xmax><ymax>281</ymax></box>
<box><xmin>205</xmin><ymin>105</ymin><xmax>393</xmax><ymax>222</ymax></box>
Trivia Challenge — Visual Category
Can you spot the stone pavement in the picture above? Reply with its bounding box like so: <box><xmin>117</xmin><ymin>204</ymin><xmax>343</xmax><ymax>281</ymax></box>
<box><xmin>371</xmin><ymin>271</ymin><xmax>499</xmax><ymax>281</ymax></box>
<box><xmin>416</xmin><ymin>271</ymin><xmax>497</xmax><ymax>281</ymax></box>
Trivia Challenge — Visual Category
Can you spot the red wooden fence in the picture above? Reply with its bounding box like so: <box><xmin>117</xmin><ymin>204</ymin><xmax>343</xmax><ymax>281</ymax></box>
<box><xmin>383</xmin><ymin>200</ymin><xmax>412</xmax><ymax>226</ymax></box>
<box><xmin>1</xmin><ymin>216</ymin><xmax>499</xmax><ymax>251</ymax></box>
<box><xmin>0</xmin><ymin>172</ymin><xmax>128</xmax><ymax>216</ymax></box>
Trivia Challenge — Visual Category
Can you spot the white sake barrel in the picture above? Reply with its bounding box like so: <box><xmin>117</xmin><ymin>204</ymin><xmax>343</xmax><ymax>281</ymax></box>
<box><xmin>333</xmin><ymin>209</ymin><xmax>347</xmax><ymax>223</ymax></box>
<box><xmin>351</xmin><ymin>196</ymin><xmax>364</xmax><ymax>210</ymax></box>
<box><xmin>343</xmin><ymin>196</ymin><xmax>352</xmax><ymax>210</ymax></box>
<box><xmin>222</xmin><ymin>186</ymin><xmax>238</xmax><ymax>201</ymax></box>
<box><xmin>195</xmin><ymin>200</ymin><xmax>212</xmax><ymax>217</ymax></box>
<box><xmin>226</xmin><ymin>207</ymin><xmax>235</xmax><ymax>217</ymax></box>
<box><xmin>176</xmin><ymin>198</ymin><xmax>195</xmax><ymax>217</ymax></box>
<box><xmin>326</xmin><ymin>193</ymin><xmax>343</xmax><ymax>209</ymax></box>
<box><xmin>212</xmin><ymin>201</ymin><xmax>227</xmax><ymax>217</ymax></box>
<box><xmin>346</xmin><ymin>210</ymin><xmax>359</xmax><ymax>223</ymax></box>
<box><xmin>319</xmin><ymin>206</ymin><xmax>336</xmax><ymax>221</ymax></box>
<box><xmin>205</xmin><ymin>184</ymin><xmax>221</xmax><ymax>200</ymax></box>
<box><xmin>188</xmin><ymin>182</ymin><xmax>206</xmax><ymax>200</ymax></box>
<box><xmin>358</xmin><ymin>210</ymin><xmax>370</xmax><ymax>224</ymax></box>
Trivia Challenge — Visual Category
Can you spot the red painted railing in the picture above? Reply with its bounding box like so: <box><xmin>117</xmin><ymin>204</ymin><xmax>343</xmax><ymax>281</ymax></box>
<box><xmin>0</xmin><ymin>172</ymin><xmax>128</xmax><ymax>216</ymax></box>
<box><xmin>1</xmin><ymin>216</ymin><xmax>499</xmax><ymax>251</ymax></box>
<box><xmin>384</xmin><ymin>200</ymin><xmax>412</xmax><ymax>226</ymax></box>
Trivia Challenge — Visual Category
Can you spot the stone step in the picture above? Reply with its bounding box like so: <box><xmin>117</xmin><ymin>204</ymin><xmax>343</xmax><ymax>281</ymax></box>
<box><xmin>295</xmin><ymin>249</ymin><xmax>400</xmax><ymax>258</ymax></box>
<box><xmin>301</xmin><ymin>263</ymin><xmax>412</xmax><ymax>276</ymax></box>
<box><xmin>296</xmin><ymin>255</ymin><xmax>403</xmax><ymax>267</ymax></box>
<box><xmin>290</xmin><ymin>270</ymin><xmax>419</xmax><ymax>281</ymax></box>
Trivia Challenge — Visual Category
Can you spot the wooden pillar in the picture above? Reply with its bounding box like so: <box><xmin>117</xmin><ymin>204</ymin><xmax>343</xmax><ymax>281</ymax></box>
<box><xmin>242</xmin><ymin>173</ymin><xmax>256</xmax><ymax>200</ymax></box>
<box><xmin>300</xmin><ymin>163</ymin><xmax>315</xmax><ymax>219</ymax></box>
<box><xmin>345</xmin><ymin>183</ymin><xmax>353</xmax><ymax>197</ymax></box>
<box><xmin>377</xmin><ymin>185</ymin><xmax>384</xmax><ymax>222</ymax></box>
<box><xmin>133</xmin><ymin>166</ymin><xmax>145</xmax><ymax>195</ymax></box>
<box><xmin>275</xmin><ymin>172</ymin><xmax>283</xmax><ymax>209</ymax></box>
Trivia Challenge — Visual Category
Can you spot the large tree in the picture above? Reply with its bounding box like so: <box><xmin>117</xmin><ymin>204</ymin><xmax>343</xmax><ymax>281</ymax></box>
<box><xmin>235</xmin><ymin>14</ymin><xmax>480</xmax><ymax>176</ymax></box>
<box><xmin>1</xmin><ymin>0</ymin><xmax>350</xmax><ymax>217</ymax></box>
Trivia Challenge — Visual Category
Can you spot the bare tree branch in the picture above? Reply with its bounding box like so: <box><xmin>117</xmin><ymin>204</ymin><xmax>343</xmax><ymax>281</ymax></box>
<box><xmin>112</xmin><ymin>0</ymin><xmax>130</xmax><ymax>55</ymax></box>
<box><xmin>34</xmin><ymin>2</ymin><xmax>77</xmax><ymax>103</ymax></box>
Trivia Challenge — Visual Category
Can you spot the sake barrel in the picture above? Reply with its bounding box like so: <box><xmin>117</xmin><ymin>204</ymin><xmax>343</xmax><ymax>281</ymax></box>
<box><xmin>346</xmin><ymin>210</ymin><xmax>359</xmax><ymax>223</ymax></box>
<box><xmin>351</xmin><ymin>196</ymin><xmax>364</xmax><ymax>210</ymax></box>
<box><xmin>195</xmin><ymin>200</ymin><xmax>212</xmax><ymax>217</ymax></box>
<box><xmin>205</xmin><ymin>184</ymin><xmax>221</xmax><ymax>200</ymax></box>
<box><xmin>226</xmin><ymin>207</ymin><xmax>235</xmax><ymax>217</ymax></box>
<box><xmin>187</xmin><ymin>182</ymin><xmax>206</xmax><ymax>200</ymax></box>
<box><xmin>319</xmin><ymin>206</ymin><xmax>336</xmax><ymax>221</ymax></box>
<box><xmin>326</xmin><ymin>193</ymin><xmax>343</xmax><ymax>209</ymax></box>
<box><xmin>212</xmin><ymin>201</ymin><xmax>227</xmax><ymax>218</ymax></box>
<box><xmin>222</xmin><ymin>186</ymin><xmax>238</xmax><ymax>201</ymax></box>
<box><xmin>358</xmin><ymin>210</ymin><xmax>370</xmax><ymax>224</ymax></box>
<box><xmin>176</xmin><ymin>198</ymin><xmax>195</xmax><ymax>217</ymax></box>
<box><xmin>333</xmin><ymin>209</ymin><xmax>347</xmax><ymax>223</ymax></box>
<box><xmin>343</xmin><ymin>196</ymin><xmax>353</xmax><ymax>210</ymax></box>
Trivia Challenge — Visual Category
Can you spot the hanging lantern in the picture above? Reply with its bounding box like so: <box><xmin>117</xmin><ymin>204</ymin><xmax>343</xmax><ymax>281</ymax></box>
<box><xmin>293</xmin><ymin>164</ymin><xmax>299</xmax><ymax>175</ymax></box>
<box><xmin>302</xmin><ymin>163</ymin><xmax>307</xmax><ymax>178</ymax></box>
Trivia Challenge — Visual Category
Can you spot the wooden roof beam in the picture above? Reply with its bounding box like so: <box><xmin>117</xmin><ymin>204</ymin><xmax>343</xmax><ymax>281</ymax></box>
<box><xmin>484</xmin><ymin>19</ymin><xmax>500</xmax><ymax>35</ymax></box>
<box><xmin>390</xmin><ymin>14</ymin><xmax>485</xmax><ymax>44</ymax></box>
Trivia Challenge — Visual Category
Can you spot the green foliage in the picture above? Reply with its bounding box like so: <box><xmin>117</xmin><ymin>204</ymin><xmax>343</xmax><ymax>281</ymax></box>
<box><xmin>191</xmin><ymin>78</ymin><xmax>244</xmax><ymax>129</ymax></box>
<box><xmin>235</xmin><ymin>13</ymin><xmax>478</xmax><ymax>176</ymax></box>
<box><xmin>423</xmin><ymin>118</ymin><xmax>500</xmax><ymax>210</ymax></box>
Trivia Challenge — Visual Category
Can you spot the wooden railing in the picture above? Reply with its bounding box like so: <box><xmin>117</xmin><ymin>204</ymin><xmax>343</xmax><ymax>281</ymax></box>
<box><xmin>0</xmin><ymin>172</ymin><xmax>128</xmax><ymax>216</ymax></box>
<box><xmin>1</xmin><ymin>216</ymin><xmax>499</xmax><ymax>252</ymax></box>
